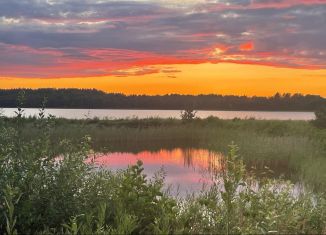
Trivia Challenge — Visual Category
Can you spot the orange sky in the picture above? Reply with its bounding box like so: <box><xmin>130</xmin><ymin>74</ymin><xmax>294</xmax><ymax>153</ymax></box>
<box><xmin>1</xmin><ymin>63</ymin><xmax>326</xmax><ymax>96</ymax></box>
<box><xmin>1</xmin><ymin>0</ymin><xmax>326</xmax><ymax>96</ymax></box>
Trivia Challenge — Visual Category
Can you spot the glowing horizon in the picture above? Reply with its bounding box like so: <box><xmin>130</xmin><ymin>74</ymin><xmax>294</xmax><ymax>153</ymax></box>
<box><xmin>1</xmin><ymin>62</ymin><xmax>326</xmax><ymax>97</ymax></box>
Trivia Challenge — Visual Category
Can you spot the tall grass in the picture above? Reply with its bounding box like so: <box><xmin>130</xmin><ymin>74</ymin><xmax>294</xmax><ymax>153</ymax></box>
<box><xmin>2</xmin><ymin>116</ymin><xmax>326</xmax><ymax>189</ymax></box>
<box><xmin>0</xmin><ymin>112</ymin><xmax>326</xmax><ymax>234</ymax></box>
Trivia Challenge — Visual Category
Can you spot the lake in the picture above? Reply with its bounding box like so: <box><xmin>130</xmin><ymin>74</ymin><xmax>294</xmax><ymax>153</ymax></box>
<box><xmin>0</xmin><ymin>108</ymin><xmax>315</xmax><ymax>120</ymax></box>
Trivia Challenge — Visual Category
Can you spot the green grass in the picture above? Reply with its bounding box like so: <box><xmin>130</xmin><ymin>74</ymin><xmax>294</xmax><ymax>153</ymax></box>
<box><xmin>2</xmin><ymin>116</ymin><xmax>325</xmax><ymax>190</ymax></box>
<box><xmin>1</xmin><ymin>117</ymin><xmax>326</xmax><ymax>234</ymax></box>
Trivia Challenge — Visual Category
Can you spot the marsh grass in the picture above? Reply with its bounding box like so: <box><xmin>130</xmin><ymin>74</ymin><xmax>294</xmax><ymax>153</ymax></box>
<box><xmin>1</xmin><ymin>109</ymin><xmax>326</xmax><ymax>234</ymax></box>
<box><xmin>1</xmin><ymin>120</ymin><xmax>326</xmax><ymax>234</ymax></box>
<box><xmin>2</xmin><ymin>116</ymin><xmax>325</xmax><ymax>189</ymax></box>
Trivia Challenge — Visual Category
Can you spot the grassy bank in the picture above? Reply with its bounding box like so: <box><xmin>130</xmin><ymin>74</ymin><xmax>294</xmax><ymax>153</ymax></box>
<box><xmin>1</xmin><ymin>116</ymin><xmax>326</xmax><ymax>189</ymax></box>
<box><xmin>1</xmin><ymin>115</ymin><xmax>326</xmax><ymax>234</ymax></box>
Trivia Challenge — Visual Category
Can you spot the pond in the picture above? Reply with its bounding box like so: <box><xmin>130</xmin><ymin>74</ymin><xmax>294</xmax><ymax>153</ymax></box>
<box><xmin>88</xmin><ymin>148</ymin><xmax>221</xmax><ymax>196</ymax></box>
<box><xmin>87</xmin><ymin>148</ymin><xmax>302</xmax><ymax>196</ymax></box>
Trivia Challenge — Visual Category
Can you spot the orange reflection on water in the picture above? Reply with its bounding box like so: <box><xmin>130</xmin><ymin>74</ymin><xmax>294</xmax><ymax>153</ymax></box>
<box><xmin>89</xmin><ymin>148</ymin><xmax>223</xmax><ymax>195</ymax></box>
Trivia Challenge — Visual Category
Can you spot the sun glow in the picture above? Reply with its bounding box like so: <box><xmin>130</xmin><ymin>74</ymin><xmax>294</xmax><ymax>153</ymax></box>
<box><xmin>1</xmin><ymin>63</ymin><xmax>326</xmax><ymax>96</ymax></box>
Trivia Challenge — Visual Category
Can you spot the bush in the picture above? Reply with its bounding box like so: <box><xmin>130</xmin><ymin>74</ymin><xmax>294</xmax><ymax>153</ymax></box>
<box><xmin>180</xmin><ymin>109</ymin><xmax>197</xmax><ymax>121</ymax></box>
<box><xmin>0</xmin><ymin>108</ymin><xmax>178</xmax><ymax>234</ymax></box>
<box><xmin>313</xmin><ymin>106</ymin><xmax>326</xmax><ymax>129</ymax></box>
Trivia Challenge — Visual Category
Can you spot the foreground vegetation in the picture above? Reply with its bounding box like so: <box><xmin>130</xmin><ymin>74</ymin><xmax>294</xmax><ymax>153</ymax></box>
<box><xmin>0</xmin><ymin>108</ymin><xmax>326</xmax><ymax>234</ymax></box>
<box><xmin>0</xmin><ymin>118</ymin><xmax>325</xmax><ymax>234</ymax></box>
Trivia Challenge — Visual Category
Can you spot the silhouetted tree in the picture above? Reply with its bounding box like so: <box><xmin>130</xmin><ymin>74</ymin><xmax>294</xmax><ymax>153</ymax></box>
<box><xmin>0</xmin><ymin>89</ymin><xmax>325</xmax><ymax>111</ymax></box>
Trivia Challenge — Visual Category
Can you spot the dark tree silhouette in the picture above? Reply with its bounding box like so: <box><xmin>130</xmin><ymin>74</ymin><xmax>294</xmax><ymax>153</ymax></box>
<box><xmin>0</xmin><ymin>89</ymin><xmax>325</xmax><ymax>111</ymax></box>
<box><xmin>180</xmin><ymin>109</ymin><xmax>197</xmax><ymax>121</ymax></box>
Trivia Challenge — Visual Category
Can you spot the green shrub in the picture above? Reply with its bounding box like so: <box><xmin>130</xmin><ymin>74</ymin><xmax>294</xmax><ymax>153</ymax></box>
<box><xmin>0</xmin><ymin>107</ymin><xmax>326</xmax><ymax>234</ymax></box>
<box><xmin>313</xmin><ymin>106</ymin><xmax>326</xmax><ymax>129</ymax></box>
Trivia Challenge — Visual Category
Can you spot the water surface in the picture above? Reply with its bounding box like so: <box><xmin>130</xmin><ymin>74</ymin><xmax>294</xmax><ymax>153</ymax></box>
<box><xmin>88</xmin><ymin>148</ymin><xmax>303</xmax><ymax>196</ymax></box>
<box><xmin>89</xmin><ymin>148</ymin><xmax>223</xmax><ymax>196</ymax></box>
<box><xmin>0</xmin><ymin>108</ymin><xmax>315</xmax><ymax>120</ymax></box>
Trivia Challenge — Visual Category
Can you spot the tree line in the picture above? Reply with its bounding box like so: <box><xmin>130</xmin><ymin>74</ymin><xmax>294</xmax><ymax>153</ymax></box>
<box><xmin>0</xmin><ymin>88</ymin><xmax>325</xmax><ymax>111</ymax></box>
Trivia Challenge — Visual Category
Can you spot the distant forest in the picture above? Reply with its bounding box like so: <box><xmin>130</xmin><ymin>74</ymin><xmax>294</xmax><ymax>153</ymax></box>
<box><xmin>0</xmin><ymin>89</ymin><xmax>325</xmax><ymax>111</ymax></box>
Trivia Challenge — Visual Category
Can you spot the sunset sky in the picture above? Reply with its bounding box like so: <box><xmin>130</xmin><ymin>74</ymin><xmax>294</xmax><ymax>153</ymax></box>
<box><xmin>0</xmin><ymin>0</ymin><xmax>326</xmax><ymax>96</ymax></box>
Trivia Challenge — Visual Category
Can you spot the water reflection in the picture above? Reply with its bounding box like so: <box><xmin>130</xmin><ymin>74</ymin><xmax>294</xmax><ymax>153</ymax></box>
<box><xmin>90</xmin><ymin>148</ymin><xmax>223</xmax><ymax>196</ymax></box>
<box><xmin>87</xmin><ymin>148</ymin><xmax>306</xmax><ymax>196</ymax></box>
